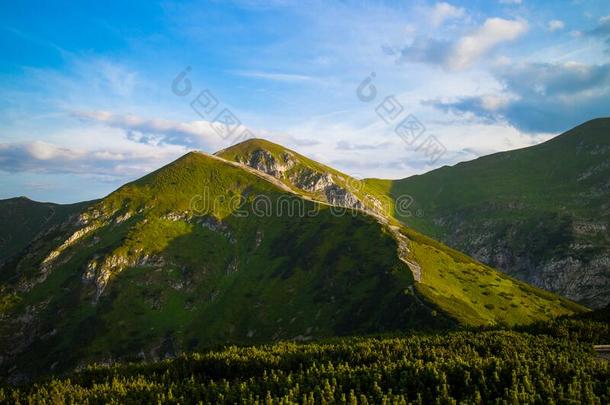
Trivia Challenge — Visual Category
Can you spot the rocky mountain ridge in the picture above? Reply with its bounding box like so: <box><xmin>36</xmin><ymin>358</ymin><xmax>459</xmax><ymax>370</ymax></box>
<box><xmin>0</xmin><ymin>148</ymin><xmax>584</xmax><ymax>382</ymax></box>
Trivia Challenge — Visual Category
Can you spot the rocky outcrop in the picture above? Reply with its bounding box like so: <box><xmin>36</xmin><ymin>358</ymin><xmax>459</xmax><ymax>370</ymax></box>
<box><xmin>290</xmin><ymin>170</ymin><xmax>333</xmax><ymax>193</ymax></box>
<box><xmin>323</xmin><ymin>184</ymin><xmax>363</xmax><ymax>210</ymax></box>
<box><xmin>196</xmin><ymin>216</ymin><xmax>235</xmax><ymax>243</ymax></box>
<box><xmin>237</xmin><ymin>149</ymin><xmax>367</xmax><ymax>211</ymax></box>
<box><xmin>163</xmin><ymin>212</ymin><xmax>189</xmax><ymax>222</ymax></box>
<box><xmin>244</xmin><ymin>150</ymin><xmax>294</xmax><ymax>177</ymax></box>
<box><xmin>83</xmin><ymin>254</ymin><xmax>131</xmax><ymax>301</ymax></box>
<box><xmin>42</xmin><ymin>223</ymin><xmax>100</xmax><ymax>266</ymax></box>
<box><xmin>528</xmin><ymin>255</ymin><xmax>610</xmax><ymax>307</ymax></box>
<box><xmin>388</xmin><ymin>225</ymin><xmax>420</xmax><ymax>282</ymax></box>
<box><xmin>436</xmin><ymin>214</ymin><xmax>610</xmax><ymax>308</ymax></box>
<box><xmin>83</xmin><ymin>253</ymin><xmax>165</xmax><ymax>302</ymax></box>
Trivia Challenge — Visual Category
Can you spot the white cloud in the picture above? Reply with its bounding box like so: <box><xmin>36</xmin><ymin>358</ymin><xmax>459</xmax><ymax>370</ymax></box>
<box><xmin>588</xmin><ymin>14</ymin><xmax>610</xmax><ymax>49</ymax></box>
<box><xmin>548</xmin><ymin>20</ymin><xmax>565</xmax><ymax>32</ymax></box>
<box><xmin>72</xmin><ymin>111</ymin><xmax>228</xmax><ymax>149</ymax></box>
<box><xmin>230</xmin><ymin>70</ymin><xmax>314</xmax><ymax>82</ymax></box>
<box><xmin>23</xmin><ymin>141</ymin><xmax>78</xmax><ymax>161</ymax></box>
<box><xmin>429</xmin><ymin>2</ymin><xmax>465</xmax><ymax>28</ymax></box>
<box><xmin>431</xmin><ymin>62</ymin><xmax>610</xmax><ymax>132</ymax></box>
<box><xmin>480</xmin><ymin>94</ymin><xmax>512</xmax><ymax>111</ymax></box>
<box><xmin>336</xmin><ymin>140</ymin><xmax>393</xmax><ymax>151</ymax></box>
<box><xmin>22</xmin><ymin>57</ymin><xmax>144</xmax><ymax>105</ymax></box>
<box><xmin>88</xmin><ymin>59</ymin><xmax>139</xmax><ymax>97</ymax></box>
<box><xmin>449</xmin><ymin>18</ymin><xmax>528</xmax><ymax>70</ymax></box>
<box><xmin>0</xmin><ymin>141</ymin><xmax>180</xmax><ymax>177</ymax></box>
<box><xmin>499</xmin><ymin>0</ymin><xmax>522</xmax><ymax>4</ymax></box>
<box><xmin>397</xmin><ymin>17</ymin><xmax>528</xmax><ymax>71</ymax></box>
<box><xmin>493</xmin><ymin>55</ymin><xmax>513</xmax><ymax>66</ymax></box>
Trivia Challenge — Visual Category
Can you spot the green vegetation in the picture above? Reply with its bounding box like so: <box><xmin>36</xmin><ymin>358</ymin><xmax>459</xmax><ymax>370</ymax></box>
<box><xmin>0</xmin><ymin>197</ymin><xmax>92</xmax><ymax>264</ymax></box>
<box><xmin>365</xmin><ymin>118</ymin><xmax>610</xmax><ymax>308</ymax></box>
<box><xmin>215</xmin><ymin>137</ymin><xmax>588</xmax><ymax>323</ymax></box>
<box><xmin>217</xmin><ymin>139</ymin><xmax>394</xmax><ymax>215</ymax></box>
<box><xmin>0</xmin><ymin>145</ymin><xmax>589</xmax><ymax>382</ymax></box>
<box><xmin>0</xmin><ymin>152</ymin><xmax>436</xmax><ymax>380</ymax></box>
<box><xmin>2</xmin><ymin>317</ymin><xmax>608</xmax><ymax>404</ymax></box>
<box><xmin>402</xmin><ymin>227</ymin><xmax>586</xmax><ymax>326</ymax></box>
<box><xmin>371</xmin><ymin>118</ymin><xmax>610</xmax><ymax>236</ymax></box>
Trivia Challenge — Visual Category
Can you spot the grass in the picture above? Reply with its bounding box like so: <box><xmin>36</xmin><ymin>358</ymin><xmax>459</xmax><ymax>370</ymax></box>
<box><xmin>0</xmin><ymin>144</ymin><xmax>590</xmax><ymax>381</ymax></box>
<box><xmin>0</xmin><ymin>197</ymin><xmax>92</xmax><ymax>263</ymax></box>
<box><xmin>217</xmin><ymin>139</ymin><xmax>396</xmax><ymax>216</ymax></box>
<box><xmin>364</xmin><ymin>118</ymin><xmax>610</xmax><ymax>308</ymax></box>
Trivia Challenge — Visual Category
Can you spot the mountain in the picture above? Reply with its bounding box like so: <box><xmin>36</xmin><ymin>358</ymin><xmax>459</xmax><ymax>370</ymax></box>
<box><xmin>365</xmin><ymin>118</ymin><xmax>610</xmax><ymax>308</ymax></box>
<box><xmin>215</xmin><ymin>139</ymin><xmax>385</xmax><ymax>213</ymax></box>
<box><xmin>0</xmin><ymin>149</ymin><xmax>584</xmax><ymax>382</ymax></box>
<box><xmin>0</xmin><ymin>197</ymin><xmax>92</xmax><ymax>265</ymax></box>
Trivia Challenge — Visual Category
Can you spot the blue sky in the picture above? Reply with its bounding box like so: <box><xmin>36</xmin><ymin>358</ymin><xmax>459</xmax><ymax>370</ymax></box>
<box><xmin>1</xmin><ymin>0</ymin><xmax>609</xmax><ymax>203</ymax></box>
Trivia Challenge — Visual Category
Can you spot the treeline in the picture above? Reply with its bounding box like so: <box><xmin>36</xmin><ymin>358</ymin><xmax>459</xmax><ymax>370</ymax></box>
<box><xmin>1</xmin><ymin>318</ymin><xmax>609</xmax><ymax>404</ymax></box>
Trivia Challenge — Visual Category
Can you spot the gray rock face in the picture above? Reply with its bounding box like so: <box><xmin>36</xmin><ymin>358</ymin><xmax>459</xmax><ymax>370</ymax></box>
<box><xmin>238</xmin><ymin>149</ymin><xmax>365</xmax><ymax>211</ymax></box>
<box><xmin>324</xmin><ymin>184</ymin><xmax>364</xmax><ymax>209</ymax></box>
<box><xmin>529</xmin><ymin>256</ymin><xmax>610</xmax><ymax>307</ymax></box>
<box><xmin>83</xmin><ymin>252</ymin><xmax>164</xmax><ymax>302</ymax></box>
<box><xmin>197</xmin><ymin>216</ymin><xmax>235</xmax><ymax>243</ymax></box>
<box><xmin>292</xmin><ymin>171</ymin><xmax>333</xmax><ymax>193</ymax></box>
<box><xmin>245</xmin><ymin>150</ymin><xmax>294</xmax><ymax>177</ymax></box>
<box><xmin>437</xmin><ymin>215</ymin><xmax>610</xmax><ymax>309</ymax></box>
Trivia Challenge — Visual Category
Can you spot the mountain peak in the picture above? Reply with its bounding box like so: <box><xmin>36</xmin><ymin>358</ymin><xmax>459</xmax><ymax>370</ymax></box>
<box><xmin>232</xmin><ymin>137</ymin><xmax>281</xmax><ymax>148</ymax></box>
<box><xmin>549</xmin><ymin>117</ymin><xmax>610</xmax><ymax>146</ymax></box>
<box><xmin>575</xmin><ymin>117</ymin><xmax>610</xmax><ymax>128</ymax></box>
<box><xmin>214</xmin><ymin>137</ymin><xmax>296</xmax><ymax>158</ymax></box>
<box><xmin>388</xmin><ymin>117</ymin><xmax>610</xmax><ymax>308</ymax></box>
<box><xmin>214</xmin><ymin>137</ymin><xmax>381</xmax><ymax>213</ymax></box>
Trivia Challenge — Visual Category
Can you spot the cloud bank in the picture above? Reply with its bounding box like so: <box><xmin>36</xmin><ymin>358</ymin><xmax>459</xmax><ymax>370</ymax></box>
<box><xmin>0</xmin><ymin>141</ymin><xmax>176</xmax><ymax>177</ymax></box>
<box><xmin>397</xmin><ymin>17</ymin><xmax>528</xmax><ymax>70</ymax></box>
<box><xmin>72</xmin><ymin>111</ymin><xmax>224</xmax><ymax>149</ymax></box>
<box><xmin>430</xmin><ymin>62</ymin><xmax>610</xmax><ymax>132</ymax></box>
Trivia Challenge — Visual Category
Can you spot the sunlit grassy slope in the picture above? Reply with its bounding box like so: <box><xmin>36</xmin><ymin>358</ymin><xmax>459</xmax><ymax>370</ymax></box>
<box><xmin>0</xmin><ymin>150</ymin><xmax>586</xmax><ymax>381</ymax></box>
<box><xmin>216</xmin><ymin>139</ymin><xmax>392</xmax><ymax>212</ymax></box>
<box><xmin>364</xmin><ymin>118</ymin><xmax>610</xmax><ymax>307</ymax></box>
<box><xmin>403</xmin><ymin>227</ymin><xmax>585</xmax><ymax>325</ymax></box>
<box><xmin>367</xmin><ymin>118</ymin><xmax>610</xmax><ymax>234</ymax></box>
<box><xmin>215</xmin><ymin>145</ymin><xmax>586</xmax><ymax>323</ymax></box>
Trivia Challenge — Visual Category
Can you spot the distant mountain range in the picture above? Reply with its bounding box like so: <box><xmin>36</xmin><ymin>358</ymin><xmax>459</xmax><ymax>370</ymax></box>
<box><xmin>366</xmin><ymin>118</ymin><xmax>610</xmax><ymax>309</ymax></box>
<box><xmin>1</xmin><ymin>119</ymin><xmax>606</xmax><ymax>381</ymax></box>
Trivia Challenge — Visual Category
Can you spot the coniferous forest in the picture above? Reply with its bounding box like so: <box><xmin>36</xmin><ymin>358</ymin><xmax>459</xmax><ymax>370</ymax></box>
<box><xmin>2</xmin><ymin>315</ymin><xmax>608</xmax><ymax>404</ymax></box>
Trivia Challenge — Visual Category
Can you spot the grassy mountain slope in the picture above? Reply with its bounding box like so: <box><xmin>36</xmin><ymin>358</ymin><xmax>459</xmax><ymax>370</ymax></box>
<box><xmin>216</xmin><ymin>139</ymin><xmax>392</xmax><ymax>215</ymax></box>
<box><xmin>0</xmin><ymin>197</ymin><xmax>90</xmax><ymax>265</ymax></box>
<box><xmin>401</xmin><ymin>227</ymin><xmax>584</xmax><ymax>326</ymax></box>
<box><xmin>217</xmin><ymin>138</ymin><xmax>586</xmax><ymax>324</ymax></box>
<box><xmin>0</xmin><ymin>151</ymin><xmax>584</xmax><ymax>381</ymax></box>
<box><xmin>365</xmin><ymin>118</ymin><xmax>610</xmax><ymax>308</ymax></box>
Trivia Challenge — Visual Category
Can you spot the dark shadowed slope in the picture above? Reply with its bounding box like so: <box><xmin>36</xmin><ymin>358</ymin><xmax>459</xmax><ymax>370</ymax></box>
<box><xmin>0</xmin><ymin>197</ymin><xmax>92</xmax><ymax>264</ymax></box>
